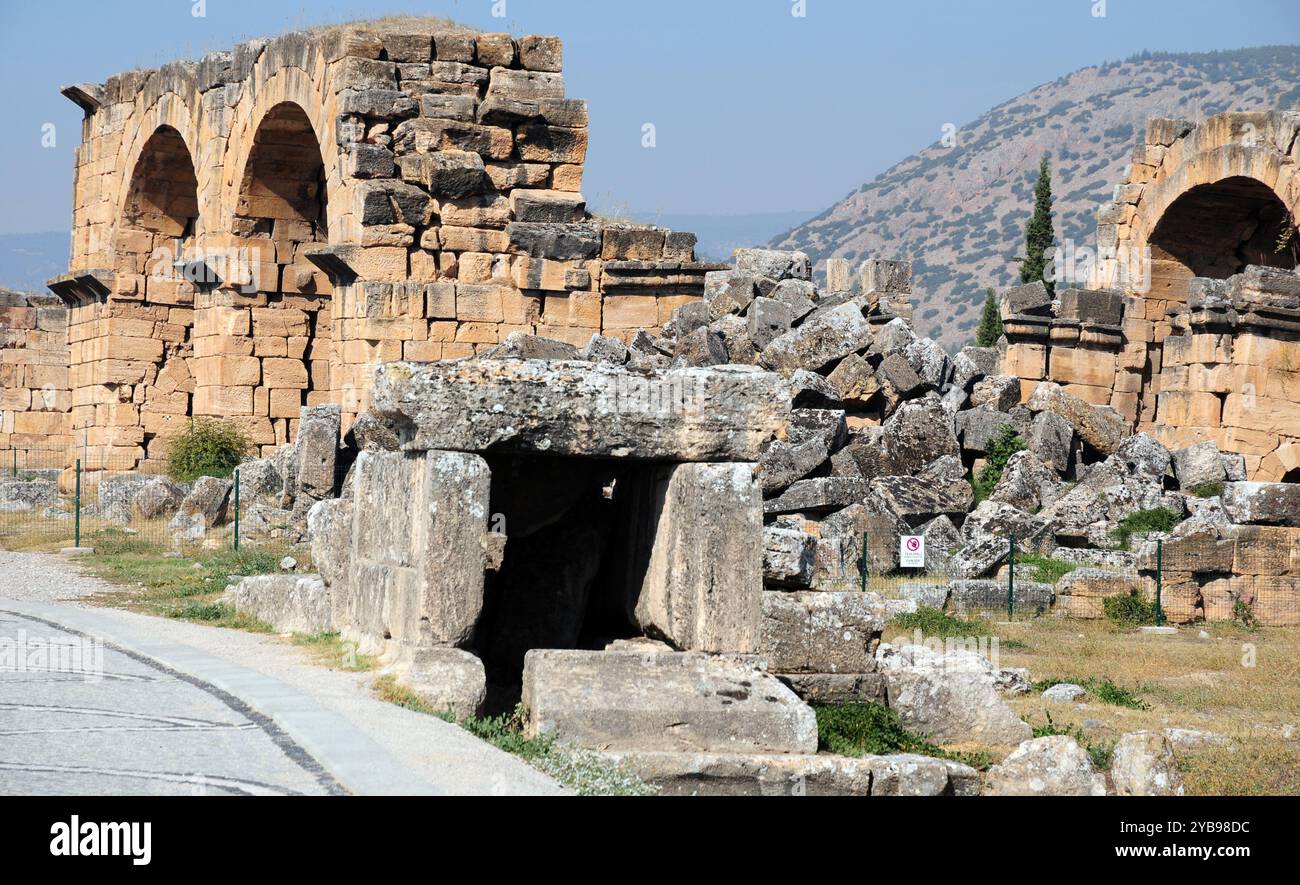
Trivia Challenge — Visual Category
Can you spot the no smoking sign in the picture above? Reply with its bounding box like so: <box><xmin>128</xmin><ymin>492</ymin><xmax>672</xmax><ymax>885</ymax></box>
<box><xmin>900</xmin><ymin>536</ymin><xmax>926</xmax><ymax>569</ymax></box>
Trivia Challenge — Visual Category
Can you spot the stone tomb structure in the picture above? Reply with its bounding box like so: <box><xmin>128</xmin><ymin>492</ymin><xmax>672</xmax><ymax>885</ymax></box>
<box><xmin>1000</xmin><ymin>112</ymin><xmax>1300</xmax><ymax>481</ymax></box>
<box><xmin>310</xmin><ymin>359</ymin><xmax>789</xmax><ymax>711</ymax></box>
<box><xmin>17</xmin><ymin>22</ymin><xmax>715</xmax><ymax>470</ymax></box>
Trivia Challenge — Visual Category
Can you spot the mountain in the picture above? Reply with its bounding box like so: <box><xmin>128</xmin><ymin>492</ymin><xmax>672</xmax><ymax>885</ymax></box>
<box><xmin>0</xmin><ymin>232</ymin><xmax>69</xmax><ymax>294</ymax></box>
<box><xmin>772</xmin><ymin>46</ymin><xmax>1300</xmax><ymax>351</ymax></box>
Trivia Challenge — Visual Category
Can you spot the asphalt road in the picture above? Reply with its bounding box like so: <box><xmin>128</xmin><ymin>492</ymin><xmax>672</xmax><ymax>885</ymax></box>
<box><xmin>0</xmin><ymin>551</ymin><xmax>565</xmax><ymax>797</ymax></box>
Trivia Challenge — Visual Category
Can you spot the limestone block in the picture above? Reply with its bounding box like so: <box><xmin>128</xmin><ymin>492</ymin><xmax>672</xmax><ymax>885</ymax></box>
<box><xmin>343</xmin><ymin>450</ymin><xmax>490</xmax><ymax>652</ymax></box>
<box><xmin>760</xmin><ymin>591</ymin><xmax>885</xmax><ymax>674</ymax></box>
<box><xmin>522</xmin><ymin>650</ymin><xmax>818</xmax><ymax>755</ymax></box>
<box><xmin>632</xmin><ymin>463</ymin><xmax>763</xmax><ymax>654</ymax></box>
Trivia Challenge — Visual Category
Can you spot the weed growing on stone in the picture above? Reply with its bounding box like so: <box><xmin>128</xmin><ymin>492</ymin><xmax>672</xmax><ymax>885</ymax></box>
<box><xmin>1016</xmin><ymin>554</ymin><xmax>1079</xmax><ymax>584</ymax></box>
<box><xmin>1032</xmin><ymin>676</ymin><xmax>1148</xmax><ymax>710</ymax></box>
<box><xmin>814</xmin><ymin>703</ymin><xmax>995</xmax><ymax>771</ymax></box>
<box><xmin>1031</xmin><ymin>712</ymin><xmax>1115</xmax><ymax>769</ymax></box>
<box><xmin>972</xmin><ymin>425</ymin><xmax>1027</xmax><ymax>502</ymax></box>
<box><xmin>1110</xmin><ymin>506</ymin><xmax>1183</xmax><ymax>550</ymax></box>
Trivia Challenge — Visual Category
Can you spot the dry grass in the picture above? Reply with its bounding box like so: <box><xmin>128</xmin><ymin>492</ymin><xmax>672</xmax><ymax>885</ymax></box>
<box><xmin>311</xmin><ymin>15</ymin><xmax>475</xmax><ymax>36</ymax></box>
<box><xmin>995</xmin><ymin>616</ymin><xmax>1300</xmax><ymax>795</ymax></box>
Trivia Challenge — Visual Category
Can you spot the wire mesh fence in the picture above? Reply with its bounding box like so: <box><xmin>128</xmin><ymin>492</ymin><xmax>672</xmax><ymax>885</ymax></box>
<box><xmin>0</xmin><ymin>446</ymin><xmax>248</xmax><ymax>555</ymax></box>
<box><xmin>851</xmin><ymin>525</ymin><xmax>1300</xmax><ymax>628</ymax></box>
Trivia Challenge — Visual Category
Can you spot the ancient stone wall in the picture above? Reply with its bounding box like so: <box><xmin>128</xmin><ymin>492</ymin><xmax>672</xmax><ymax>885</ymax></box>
<box><xmin>999</xmin><ymin>111</ymin><xmax>1300</xmax><ymax>480</ymax></box>
<box><xmin>29</xmin><ymin>22</ymin><xmax>714</xmax><ymax>469</ymax></box>
<box><xmin>0</xmin><ymin>291</ymin><xmax>72</xmax><ymax>462</ymax></box>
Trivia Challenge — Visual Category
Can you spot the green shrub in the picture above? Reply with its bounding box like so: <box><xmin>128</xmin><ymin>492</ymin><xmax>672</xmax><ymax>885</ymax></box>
<box><xmin>816</xmin><ymin>703</ymin><xmax>994</xmax><ymax>770</ymax></box>
<box><xmin>1232</xmin><ymin>599</ymin><xmax>1259</xmax><ymax>631</ymax></box>
<box><xmin>888</xmin><ymin>607</ymin><xmax>983</xmax><ymax>639</ymax></box>
<box><xmin>816</xmin><ymin>703</ymin><xmax>939</xmax><ymax>758</ymax></box>
<box><xmin>1111</xmin><ymin>507</ymin><xmax>1183</xmax><ymax>550</ymax></box>
<box><xmin>166</xmin><ymin>418</ymin><xmax>251</xmax><ymax>483</ymax></box>
<box><xmin>972</xmin><ymin>425</ymin><xmax>1027</xmax><ymax>501</ymax></box>
<box><xmin>1103</xmin><ymin>589</ymin><xmax>1159</xmax><ymax>627</ymax></box>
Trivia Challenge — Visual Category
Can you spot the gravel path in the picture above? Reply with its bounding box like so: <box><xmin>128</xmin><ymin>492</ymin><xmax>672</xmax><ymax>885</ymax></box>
<box><xmin>0</xmin><ymin>550</ymin><xmax>566</xmax><ymax>796</ymax></box>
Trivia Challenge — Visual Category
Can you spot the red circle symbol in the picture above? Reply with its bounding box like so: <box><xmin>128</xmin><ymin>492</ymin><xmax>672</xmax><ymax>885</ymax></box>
<box><xmin>907</xmin><ymin>538</ymin><xmax>921</xmax><ymax>552</ymax></box>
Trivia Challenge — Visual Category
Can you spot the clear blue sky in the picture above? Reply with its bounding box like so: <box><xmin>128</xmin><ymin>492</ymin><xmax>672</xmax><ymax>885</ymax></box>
<box><xmin>2</xmin><ymin>0</ymin><xmax>1298</xmax><ymax>235</ymax></box>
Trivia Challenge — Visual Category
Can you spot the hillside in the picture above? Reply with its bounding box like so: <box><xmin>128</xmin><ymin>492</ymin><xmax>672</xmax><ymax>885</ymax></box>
<box><xmin>772</xmin><ymin>46</ymin><xmax>1300</xmax><ymax>350</ymax></box>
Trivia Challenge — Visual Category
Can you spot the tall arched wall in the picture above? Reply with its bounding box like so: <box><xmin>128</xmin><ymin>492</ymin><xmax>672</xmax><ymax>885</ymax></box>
<box><xmin>21</xmin><ymin>25</ymin><xmax>714</xmax><ymax>469</ymax></box>
<box><xmin>1001</xmin><ymin>111</ymin><xmax>1300</xmax><ymax>481</ymax></box>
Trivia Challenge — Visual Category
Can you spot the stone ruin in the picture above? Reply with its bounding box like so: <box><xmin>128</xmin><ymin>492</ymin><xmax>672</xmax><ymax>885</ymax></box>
<box><xmin>4</xmin><ymin>23</ymin><xmax>1300</xmax><ymax>796</ymax></box>
<box><xmin>1000</xmin><ymin>112</ymin><xmax>1300</xmax><ymax>482</ymax></box>
<box><xmin>13</xmin><ymin>22</ymin><xmax>717</xmax><ymax>470</ymax></box>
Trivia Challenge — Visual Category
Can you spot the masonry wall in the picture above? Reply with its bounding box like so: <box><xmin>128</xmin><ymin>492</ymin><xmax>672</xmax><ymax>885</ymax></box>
<box><xmin>0</xmin><ymin>292</ymin><xmax>71</xmax><ymax>463</ymax></box>
<box><xmin>34</xmin><ymin>23</ymin><xmax>715</xmax><ymax>468</ymax></box>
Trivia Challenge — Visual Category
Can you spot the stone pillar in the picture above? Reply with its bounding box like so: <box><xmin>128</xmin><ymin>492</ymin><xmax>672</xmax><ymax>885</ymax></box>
<box><xmin>340</xmin><ymin>449</ymin><xmax>491</xmax><ymax>655</ymax></box>
<box><xmin>632</xmin><ymin>462</ymin><xmax>763</xmax><ymax>654</ymax></box>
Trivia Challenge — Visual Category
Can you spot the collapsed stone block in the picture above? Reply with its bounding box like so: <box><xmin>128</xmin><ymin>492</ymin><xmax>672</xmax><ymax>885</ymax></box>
<box><xmin>633</xmin><ymin>463</ymin><xmax>763</xmax><ymax>654</ymax></box>
<box><xmin>522</xmin><ymin>649</ymin><xmax>819</xmax><ymax>754</ymax></box>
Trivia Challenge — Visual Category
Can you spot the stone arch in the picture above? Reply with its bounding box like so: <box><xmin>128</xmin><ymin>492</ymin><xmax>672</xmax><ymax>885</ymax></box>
<box><xmin>201</xmin><ymin>96</ymin><xmax>336</xmax><ymax>450</ymax></box>
<box><xmin>1087</xmin><ymin>112</ymin><xmax>1300</xmax><ymax>433</ymax></box>
<box><xmin>114</xmin><ymin>125</ymin><xmax>200</xmax><ymax>292</ymax></box>
<box><xmin>103</xmin><ymin>122</ymin><xmax>203</xmax><ymax>465</ymax></box>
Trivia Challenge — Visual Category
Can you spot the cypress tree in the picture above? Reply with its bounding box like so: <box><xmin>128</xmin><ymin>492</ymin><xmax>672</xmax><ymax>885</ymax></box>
<box><xmin>975</xmin><ymin>287</ymin><xmax>1002</xmax><ymax>347</ymax></box>
<box><xmin>1019</xmin><ymin>154</ymin><xmax>1057</xmax><ymax>295</ymax></box>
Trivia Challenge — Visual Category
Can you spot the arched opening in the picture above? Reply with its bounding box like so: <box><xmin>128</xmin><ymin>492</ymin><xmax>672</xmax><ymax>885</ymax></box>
<box><xmin>1148</xmin><ymin>176</ymin><xmax>1298</xmax><ymax>304</ymax></box>
<box><xmin>233</xmin><ymin>102</ymin><xmax>332</xmax><ymax>445</ymax></box>
<box><xmin>236</xmin><ymin>102</ymin><xmax>328</xmax><ymax>244</ymax></box>
<box><xmin>110</xmin><ymin>126</ymin><xmax>201</xmax><ymax>466</ymax></box>
<box><xmin>116</xmin><ymin>126</ymin><xmax>199</xmax><ymax>295</ymax></box>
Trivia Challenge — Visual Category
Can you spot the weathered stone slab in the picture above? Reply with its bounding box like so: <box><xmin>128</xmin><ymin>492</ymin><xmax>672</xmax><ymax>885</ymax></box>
<box><xmin>339</xmin><ymin>450</ymin><xmax>490</xmax><ymax>654</ymax></box>
<box><xmin>296</xmin><ymin>404</ymin><xmax>340</xmax><ymax>502</ymax></box>
<box><xmin>984</xmin><ymin>736</ymin><xmax>1108</xmax><ymax>796</ymax></box>
<box><xmin>522</xmin><ymin>650</ymin><xmax>818</xmax><ymax>754</ymax></box>
<box><xmin>1027</xmin><ymin>382</ymin><xmax>1128</xmax><ymax>455</ymax></box>
<box><xmin>224</xmin><ymin>574</ymin><xmax>332</xmax><ymax>635</ymax></box>
<box><xmin>371</xmin><ymin>360</ymin><xmax>788</xmax><ymax>462</ymax></box>
<box><xmin>1223</xmin><ymin>482</ymin><xmax>1300</xmax><ymax>526</ymax></box>
<box><xmin>390</xmin><ymin>647</ymin><xmax>487</xmax><ymax>720</ymax></box>
<box><xmin>606</xmin><ymin>750</ymin><xmax>976</xmax><ymax>797</ymax></box>
<box><xmin>879</xmin><ymin>644</ymin><xmax>1033</xmax><ymax>747</ymax></box>
<box><xmin>634</xmin><ymin>463</ymin><xmax>763</xmax><ymax>654</ymax></box>
<box><xmin>761</xmin><ymin>591</ymin><xmax>885</xmax><ymax>674</ymax></box>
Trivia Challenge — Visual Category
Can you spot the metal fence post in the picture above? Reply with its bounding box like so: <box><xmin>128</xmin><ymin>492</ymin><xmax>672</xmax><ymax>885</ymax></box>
<box><xmin>74</xmin><ymin>458</ymin><xmax>82</xmax><ymax>550</ymax></box>
<box><xmin>859</xmin><ymin>530</ymin><xmax>868</xmax><ymax>594</ymax></box>
<box><xmin>1007</xmin><ymin>535</ymin><xmax>1017</xmax><ymax>622</ymax></box>
<box><xmin>1155</xmin><ymin>538</ymin><xmax>1164</xmax><ymax>627</ymax></box>
<box><xmin>233</xmin><ymin>468</ymin><xmax>241</xmax><ymax>552</ymax></box>
<box><xmin>11</xmin><ymin>448</ymin><xmax>16</xmax><ymax>477</ymax></box>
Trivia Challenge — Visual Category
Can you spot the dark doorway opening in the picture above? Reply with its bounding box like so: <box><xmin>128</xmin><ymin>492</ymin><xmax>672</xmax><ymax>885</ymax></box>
<box><xmin>474</xmin><ymin>455</ymin><xmax>669</xmax><ymax>713</ymax></box>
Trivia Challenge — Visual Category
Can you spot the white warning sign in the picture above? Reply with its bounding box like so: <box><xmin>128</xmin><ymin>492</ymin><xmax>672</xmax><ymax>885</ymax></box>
<box><xmin>900</xmin><ymin>536</ymin><xmax>926</xmax><ymax>569</ymax></box>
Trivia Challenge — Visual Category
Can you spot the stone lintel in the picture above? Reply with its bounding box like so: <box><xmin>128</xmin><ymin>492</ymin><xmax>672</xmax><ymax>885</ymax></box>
<box><xmin>371</xmin><ymin>359</ymin><xmax>790</xmax><ymax>462</ymax></box>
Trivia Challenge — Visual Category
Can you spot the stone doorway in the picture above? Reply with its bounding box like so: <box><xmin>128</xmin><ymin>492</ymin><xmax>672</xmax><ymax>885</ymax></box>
<box><xmin>475</xmin><ymin>455</ymin><xmax>669</xmax><ymax>712</ymax></box>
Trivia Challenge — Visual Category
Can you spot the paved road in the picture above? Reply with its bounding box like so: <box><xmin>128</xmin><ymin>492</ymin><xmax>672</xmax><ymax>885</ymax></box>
<box><xmin>0</xmin><ymin>551</ymin><xmax>565</xmax><ymax>797</ymax></box>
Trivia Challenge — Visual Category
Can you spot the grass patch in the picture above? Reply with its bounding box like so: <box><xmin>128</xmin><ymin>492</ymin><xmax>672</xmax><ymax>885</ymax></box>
<box><xmin>887</xmin><ymin>607</ymin><xmax>986</xmax><ymax>639</ymax></box>
<box><xmin>1103</xmin><ymin>589</ymin><xmax>1160</xmax><ymax>627</ymax></box>
<box><xmin>292</xmin><ymin>632</ymin><xmax>378</xmax><ymax>672</ymax></box>
<box><xmin>815</xmin><ymin>703</ymin><xmax>995</xmax><ymax>771</ymax></box>
<box><xmin>1031</xmin><ymin>713</ymin><xmax>1115</xmax><ymax>770</ymax></box>
<box><xmin>1111</xmin><ymin>507</ymin><xmax>1183</xmax><ymax>550</ymax></box>
<box><xmin>1190</xmin><ymin>482</ymin><xmax>1224</xmax><ymax>499</ymax></box>
<box><xmin>1017</xmin><ymin>554</ymin><xmax>1079</xmax><ymax>584</ymax></box>
<box><xmin>1032</xmin><ymin>676</ymin><xmax>1149</xmax><ymax>710</ymax></box>
<box><xmin>887</xmin><ymin>607</ymin><xmax>1028</xmax><ymax>651</ymax></box>
<box><xmin>371</xmin><ymin>689</ymin><xmax>659</xmax><ymax>796</ymax></box>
